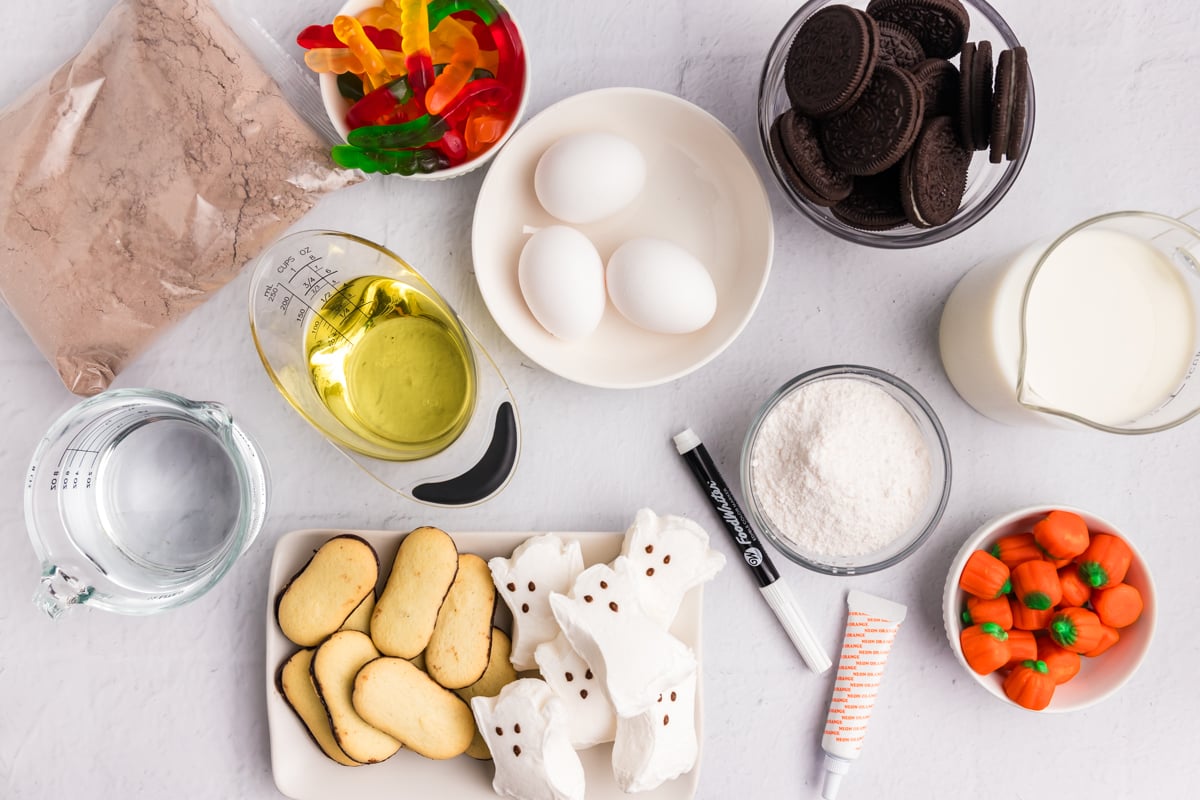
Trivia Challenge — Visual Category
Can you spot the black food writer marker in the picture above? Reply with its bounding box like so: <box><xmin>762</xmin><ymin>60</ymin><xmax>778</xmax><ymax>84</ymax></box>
<box><xmin>674</xmin><ymin>428</ymin><xmax>832</xmax><ymax>674</ymax></box>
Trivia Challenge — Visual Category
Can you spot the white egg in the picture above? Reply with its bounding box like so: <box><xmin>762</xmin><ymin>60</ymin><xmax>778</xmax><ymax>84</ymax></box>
<box><xmin>534</xmin><ymin>132</ymin><xmax>646</xmax><ymax>224</ymax></box>
<box><xmin>606</xmin><ymin>238</ymin><xmax>717</xmax><ymax>335</ymax></box>
<box><xmin>518</xmin><ymin>226</ymin><xmax>606</xmax><ymax>341</ymax></box>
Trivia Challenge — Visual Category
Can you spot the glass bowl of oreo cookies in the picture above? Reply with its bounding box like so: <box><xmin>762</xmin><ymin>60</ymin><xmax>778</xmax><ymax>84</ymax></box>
<box><xmin>758</xmin><ymin>0</ymin><xmax>1033</xmax><ymax>247</ymax></box>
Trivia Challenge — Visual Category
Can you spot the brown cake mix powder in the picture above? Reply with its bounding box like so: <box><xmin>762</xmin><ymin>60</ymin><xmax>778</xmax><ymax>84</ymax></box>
<box><xmin>0</xmin><ymin>0</ymin><xmax>357</xmax><ymax>394</ymax></box>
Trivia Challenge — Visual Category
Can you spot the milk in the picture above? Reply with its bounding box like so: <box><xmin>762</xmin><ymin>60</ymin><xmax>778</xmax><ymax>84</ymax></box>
<box><xmin>939</xmin><ymin>228</ymin><xmax>1197</xmax><ymax>428</ymax></box>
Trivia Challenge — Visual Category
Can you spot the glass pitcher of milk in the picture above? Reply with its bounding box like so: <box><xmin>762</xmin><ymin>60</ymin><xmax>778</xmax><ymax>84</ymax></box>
<box><xmin>939</xmin><ymin>211</ymin><xmax>1200</xmax><ymax>433</ymax></box>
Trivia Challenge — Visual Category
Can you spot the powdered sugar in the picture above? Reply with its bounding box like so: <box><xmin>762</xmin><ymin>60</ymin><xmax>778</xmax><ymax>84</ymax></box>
<box><xmin>749</xmin><ymin>378</ymin><xmax>932</xmax><ymax>558</ymax></box>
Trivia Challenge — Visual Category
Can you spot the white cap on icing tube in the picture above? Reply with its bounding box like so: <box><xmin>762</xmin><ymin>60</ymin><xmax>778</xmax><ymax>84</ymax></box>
<box><xmin>822</xmin><ymin>753</ymin><xmax>852</xmax><ymax>800</ymax></box>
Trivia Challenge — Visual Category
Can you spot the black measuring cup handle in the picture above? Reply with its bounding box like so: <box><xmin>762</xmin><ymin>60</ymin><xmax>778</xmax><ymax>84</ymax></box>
<box><xmin>412</xmin><ymin>402</ymin><xmax>518</xmax><ymax>506</ymax></box>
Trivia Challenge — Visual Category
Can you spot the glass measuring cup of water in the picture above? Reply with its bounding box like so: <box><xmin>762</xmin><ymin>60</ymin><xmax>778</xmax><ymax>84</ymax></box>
<box><xmin>248</xmin><ymin>230</ymin><xmax>520</xmax><ymax>506</ymax></box>
<box><xmin>24</xmin><ymin>389</ymin><xmax>269</xmax><ymax>617</ymax></box>
<box><xmin>939</xmin><ymin>211</ymin><xmax>1200</xmax><ymax>433</ymax></box>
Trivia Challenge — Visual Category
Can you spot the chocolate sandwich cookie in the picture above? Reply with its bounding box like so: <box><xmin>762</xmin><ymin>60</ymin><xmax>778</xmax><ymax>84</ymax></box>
<box><xmin>770</xmin><ymin>110</ymin><xmax>853</xmax><ymax>207</ymax></box>
<box><xmin>911</xmin><ymin>58</ymin><xmax>959</xmax><ymax>119</ymax></box>
<box><xmin>970</xmin><ymin>40</ymin><xmax>994</xmax><ymax>152</ymax></box>
<box><xmin>831</xmin><ymin>168</ymin><xmax>907</xmax><ymax>231</ymax></box>
<box><xmin>877</xmin><ymin>21</ymin><xmax>926</xmax><ymax>69</ymax></box>
<box><xmin>866</xmin><ymin>0</ymin><xmax>969</xmax><ymax>59</ymax></box>
<box><xmin>900</xmin><ymin>115</ymin><xmax>972</xmax><ymax>227</ymax></box>
<box><xmin>957</xmin><ymin>42</ymin><xmax>975</xmax><ymax>149</ymax></box>
<box><xmin>989</xmin><ymin>48</ymin><xmax>1015</xmax><ymax>163</ymax></box>
<box><xmin>820</xmin><ymin>63</ymin><xmax>924</xmax><ymax>176</ymax></box>
<box><xmin>785</xmin><ymin>5</ymin><xmax>879</xmax><ymax>118</ymax></box>
<box><xmin>1006</xmin><ymin>47</ymin><xmax>1030</xmax><ymax>161</ymax></box>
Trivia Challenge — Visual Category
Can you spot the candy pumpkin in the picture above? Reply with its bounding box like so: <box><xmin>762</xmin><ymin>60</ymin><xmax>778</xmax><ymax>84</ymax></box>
<box><xmin>1033</xmin><ymin>510</ymin><xmax>1090</xmax><ymax>561</ymax></box>
<box><xmin>1036</xmin><ymin>638</ymin><xmax>1081</xmax><ymax>685</ymax></box>
<box><xmin>989</xmin><ymin>532</ymin><xmax>1043</xmax><ymax>569</ymax></box>
<box><xmin>959</xmin><ymin>550</ymin><xmax>1011</xmax><ymax>600</ymax></box>
<box><xmin>1076</xmin><ymin>533</ymin><xmax>1133</xmax><ymax>590</ymax></box>
<box><xmin>1009</xmin><ymin>596</ymin><xmax>1053</xmax><ymax>631</ymax></box>
<box><xmin>1091</xmin><ymin>582</ymin><xmax>1143</xmax><ymax>628</ymax></box>
<box><xmin>1057</xmin><ymin>565</ymin><xmax>1092</xmax><ymax>608</ymax></box>
<box><xmin>1084</xmin><ymin>625</ymin><xmax>1120</xmax><ymax>658</ymax></box>
<box><xmin>960</xmin><ymin>622</ymin><xmax>1011</xmax><ymax>675</ymax></box>
<box><xmin>1004</xmin><ymin>629</ymin><xmax>1037</xmax><ymax>666</ymax></box>
<box><xmin>1003</xmin><ymin>660</ymin><xmax>1056</xmax><ymax>710</ymax></box>
<box><xmin>962</xmin><ymin>595</ymin><xmax>1013</xmax><ymax>629</ymax></box>
<box><xmin>1011</xmin><ymin>559</ymin><xmax>1062</xmax><ymax>610</ymax></box>
<box><xmin>1049</xmin><ymin>607</ymin><xmax>1104</xmax><ymax>654</ymax></box>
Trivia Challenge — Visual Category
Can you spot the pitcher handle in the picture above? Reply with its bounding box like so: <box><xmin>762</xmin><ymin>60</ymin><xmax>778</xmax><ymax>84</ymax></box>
<box><xmin>34</xmin><ymin>565</ymin><xmax>94</xmax><ymax>619</ymax></box>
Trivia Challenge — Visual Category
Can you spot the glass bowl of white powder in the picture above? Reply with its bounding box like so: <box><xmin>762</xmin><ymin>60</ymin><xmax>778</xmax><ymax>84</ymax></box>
<box><xmin>741</xmin><ymin>365</ymin><xmax>951</xmax><ymax>574</ymax></box>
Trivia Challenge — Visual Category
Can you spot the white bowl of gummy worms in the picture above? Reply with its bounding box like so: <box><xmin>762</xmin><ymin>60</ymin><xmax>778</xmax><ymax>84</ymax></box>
<box><xmin>306</xmin><ymin>0</ymin><xmax>531</xmax><ymax>179</ymax></box>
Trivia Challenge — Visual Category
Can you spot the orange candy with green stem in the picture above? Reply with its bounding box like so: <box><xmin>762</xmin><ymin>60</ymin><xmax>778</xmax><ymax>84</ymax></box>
<box><xmin>959</xmin><ymin>550</ymin><xmax>1011</xmax><ymax>599</ymax></box>
<box><xmin>1076</xmin><ymin>532</ymin><xmax>1133</xmax><ymax>590</ymax></box>
<box><xmin>1037</xmin><ymin>637</ymin><xmax>1081</xmax><ymax>684</ymax></box>
<box><xmin>989</xmin><ymin>532</ymin><xmax>1043</xmax><ymax>569</ymax></box>
<box><xmin>1033</xmin><ymin>510</ymin><xmax>1090</xmax><ymax>560</ymax></box>
<box><xmin>1057</xmin><ymin>564</ymin><xmax>1092</xmax><ymax>608</ymax></box>
<box><xmin>1010</xmin><ymin>596</ymin><xmax>1053</xmax><ymax>631</ymax></box>
<box><xmin>962</xmin><ymin>595</ymin><xmax>1013</xmax><ymax>629</ymax></box>
<box><xmin>1004</xmin><ymin>629</ymin><xmax>1037</xmax><ymax>665</ymax></box>
<box><xmin>1011</xmin><ymin>559</ymin><xmax>1062</xmax><ymax>611</ymax></box>
<box><xmin>1091</xmin><ymin>582</ymin><xmax>1143</xmax><ymax>628</ymax></box>
<box><xmin>1003</xmin><ymin>659</ymin><xmax>1056</xmax><ymax>710</ymax></box>
<box><xmin>1084</xmin><ymin>624</ymin><xmax>1120</xmax><ymax>657</ymax></box>
<box><xmin>960</xmin><ymin>622</ymin><xmax>1011</xmax><ymax>675</ymax></box>
<box><xmin>1049</xmin><ymin>606</ymin><xmax>1104</xmax><ymax>654</ymax></box>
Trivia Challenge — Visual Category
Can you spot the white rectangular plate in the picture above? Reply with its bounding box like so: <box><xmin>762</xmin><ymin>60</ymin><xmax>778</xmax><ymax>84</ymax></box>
<box><xmin>266</xmin><ymin>528</ymin><xmax>703</xmax><ymax>800</ymax></box>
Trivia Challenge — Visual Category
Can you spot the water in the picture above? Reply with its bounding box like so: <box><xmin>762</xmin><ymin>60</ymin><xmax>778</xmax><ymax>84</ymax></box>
<box><xmin>61</xmin><ymin>414</ymin><xmax>242</xmax><ymax>592</ymax></box>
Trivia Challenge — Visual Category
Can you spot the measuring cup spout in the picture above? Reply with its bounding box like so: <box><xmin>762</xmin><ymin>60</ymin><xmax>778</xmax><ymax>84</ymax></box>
<box><xmin>33</xmin><ymin>565</ymin><xmax>94</xmax><ymax>619</ymax></box>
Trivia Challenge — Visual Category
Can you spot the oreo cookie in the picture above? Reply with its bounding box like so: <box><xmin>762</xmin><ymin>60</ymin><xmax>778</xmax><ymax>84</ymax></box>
<box><xmin>785</xmin><ymin>5</ymin><xmax>880</xmax><ymax>119</ymax></box>
<box><xmin>970</xmin><ymin>40</ymin><xmax>994</xmax><ymax>151</ymax></box>
<box><xmin>900</xmin><ymin>115</ymin><xmax>972</xmax><ymax>227</ymax></box>
<box><xmin>878</xmin><ymin>21</ymin><xmax>926</xmax><ymax>69</ymax></box>
<box><xmin>770</xmin><ymin>110</ymin><xmax>853</xmax><ymax>207</ymax></box>
<box><xmin>831</xmin><ymin>168</ymin><xmax>907</xmax><ymax>231</ymax></box>
<box><xmin>820</xmin><ymin>63</ymin><xmax>924</xmax><ymax>176</ymax></box>
<box><xmin>911</xmin><ymin>58</ymin><xmax>959</xmax><ymax>119</ymax></box>
<box><xmin>989</xmin><ymin>48</ymin><xmax>1015</xmax><ymax>163</ymax></box>
<box><xmin>866</xmin><ymin>0</ymin><xmax>969</xmax><ymax>59</ymax></box>
<box><xmin>957</xmin><ymin>42</ymin><xmax>976</xmax><ymax>149</ymax></box>
<box><xmin>1006</xmin><ymin>47</ymin><xmax>1030</xmax><ymax>161</ymax></box>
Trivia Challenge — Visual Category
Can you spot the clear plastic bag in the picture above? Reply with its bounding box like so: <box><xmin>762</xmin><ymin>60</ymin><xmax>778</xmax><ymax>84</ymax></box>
<box><xmin>0</xmin><ymin>0</ymin><xmax>357</xmax><ymax>394</ymax></box>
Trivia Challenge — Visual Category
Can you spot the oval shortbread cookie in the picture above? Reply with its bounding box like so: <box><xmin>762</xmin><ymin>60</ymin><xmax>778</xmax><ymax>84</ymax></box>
<box><xmin>371</xmin><ymin>527</ymin><xmax>460</xmax><ymax>658</ymax></box>
<box><xmin>353</xmin><ymin>657</ymin><xmax>476</xmax><ymax>760</ymax></box>
<box><xmin>276</xmin><ymin>535</ymin><xmax>379</xmax><ymax>647</ymax></box>
<box><xmin>277</xmin><ymin>648</ymin><xmax>361</xmax><ymax>767</ymax></box>
<box><xmin>426</xmin><ymin>554</ymin><xmax>496</xmax><ymax>689</ymax></box>
<box><xmin>311</xmin><ymin>630</ymin><xmax>402</xmax><ymax>764</ymax></box>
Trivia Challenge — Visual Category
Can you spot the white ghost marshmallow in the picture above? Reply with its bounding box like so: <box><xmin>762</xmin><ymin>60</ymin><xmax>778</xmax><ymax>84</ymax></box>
<box><xmin>490</xmin><ymin>534</ymin><xmax>586</xmax><ymax>671</ymax></box>
<box><xmin>620</xmin><ymin>509</ymin><xmax>726</xmax><ymax>628</ymax></box>
<box><xmin>533</xmin><ymin>634</ymin><xmax>616</xmax><ymax>749</ymax></box>
<box><xmin>472</xmin><ymin>679</ymin><xmax>585</xmax><ymax>800</ymax></box>
<box><xmin>611</xmin><ymin>672</ymin><xmax>699</xmax><ymax>792</ymax></box>
<box><xmin>548</xmin><ymin>557</ymin><xmax>696</xmax><ymax>718</ymax></box>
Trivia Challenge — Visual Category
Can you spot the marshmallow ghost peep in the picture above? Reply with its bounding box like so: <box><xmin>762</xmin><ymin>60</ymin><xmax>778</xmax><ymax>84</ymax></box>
<box><xmin>620</xmin><ymin>509</ymin><xmax>726</xmax><ymax>628</ymax></box>
<box><xmin>548</xmin><ymin>557</ymin><xmax>696</xmax><ymax>717</ymax></box>
<box><xmin>533</xmin><ymin>634</ymin><xmax>616</xmax><ymax>749</ymax></box>
<box><xmin>472</xmin><ymin>679</ymin><xmax>585</xmax><ymax>800</ymax></box>
<box><xmin>611</xmin><ymin>672</ymin><xmax>699</xmax><ymax>792</ymax></box>
<box><xmin>489</xmin><ymin>534</ymin><xmax>585</xmax><ymax>671</ymax></box>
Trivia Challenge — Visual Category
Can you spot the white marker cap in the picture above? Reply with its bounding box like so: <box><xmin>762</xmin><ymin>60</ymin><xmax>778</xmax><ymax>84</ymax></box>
<box><xmin>673</xmin><ymin>428</ymin><xmax>701</xmax><ymax>454</ymax></box>
<box><xmin>759</xmin><ymin>579</ymin><xmax>832</xmax><ymax>675</ymax></box>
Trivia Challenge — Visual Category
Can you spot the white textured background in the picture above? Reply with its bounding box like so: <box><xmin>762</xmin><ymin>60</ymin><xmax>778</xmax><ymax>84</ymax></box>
<box><xmin>2</xmin><ymin>1</ymin><xmax>1198</xmax><ymax>798</ymax></box>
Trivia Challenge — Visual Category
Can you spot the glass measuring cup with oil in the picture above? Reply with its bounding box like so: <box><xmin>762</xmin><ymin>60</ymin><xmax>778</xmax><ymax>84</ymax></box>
<box><xmin>249</xmin><ymin>231</ymin><xmax>520</xmax><ymax>505</ymax></box>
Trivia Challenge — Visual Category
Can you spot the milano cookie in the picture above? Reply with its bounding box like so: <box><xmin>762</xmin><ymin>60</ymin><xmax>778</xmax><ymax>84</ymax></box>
<box><xmin>311</xmin><ymin>630</ymin><xmax>402</xmax><ymax>764</ymax></box>
<box><xmin>275</xmin><ymin>535</ymin><xmax>378</xmax><ymax>647</ymax></box>
<box><xmin>371</xmin><ymin>526</ymin><xmax>460</xmax><ymax>658</ymax></box>
<box><xmin>353</xmin><ymin>656</ymin><xmax>476</xmax><ymax>760</ymax></box>
<box><xmin>425</xmin><ymin>553</ymin><xmax>497</xmax><ymax>690</ymax></box>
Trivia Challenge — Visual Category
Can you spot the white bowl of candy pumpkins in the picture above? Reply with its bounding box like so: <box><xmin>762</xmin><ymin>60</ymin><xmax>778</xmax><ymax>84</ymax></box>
<box><xmin>942</xmin><ymin>505</ymin><xmax>1156</xmax><ymax>713</ymax></box>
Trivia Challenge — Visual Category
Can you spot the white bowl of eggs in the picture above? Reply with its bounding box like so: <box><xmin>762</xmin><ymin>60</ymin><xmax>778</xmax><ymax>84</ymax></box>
<box><xmin>472</xmin><ymin>87</ymin><xmax>775</xmax><ymax>389</ymax></box>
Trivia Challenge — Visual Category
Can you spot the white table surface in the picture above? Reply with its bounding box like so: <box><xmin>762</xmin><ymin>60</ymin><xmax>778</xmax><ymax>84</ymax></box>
<box><xmin>1</xmin><ymin>1</ymin><xmax>1197</xmax><ymax>798</ymax></box>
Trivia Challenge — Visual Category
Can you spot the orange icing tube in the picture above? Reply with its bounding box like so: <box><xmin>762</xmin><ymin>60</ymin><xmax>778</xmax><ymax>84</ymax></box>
<box><xmin>425</xmin><ymin>32</ymin><xmax>480</xmax><ymax>114</ymax></box>
<box><xmin>820</xmin><ymin>590</ymin><xmax>907</xmax><ymax>800</ymax></box>
<box><xmin>332</xmin><ymin>15</ymin><xmax>392</xmax><ymax>90</ymax></box>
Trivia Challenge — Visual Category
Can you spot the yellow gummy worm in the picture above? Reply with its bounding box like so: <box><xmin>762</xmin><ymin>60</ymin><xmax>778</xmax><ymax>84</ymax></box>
<box><xmin>333</xmin><ymin>15</ymin><xmax>392</xmax><ymax>90</ymax></box>
<box><xmin>397</xmin><ymin>0</ymin><xmax>432</xmax><ymax>60</ymax></box>
<box><xmin>303</xmin><ymin>48</ymin><xmax>407</xmax><ymax>77</ymax></box>
<box><xmin>358</xmin><ymin>6</ymin><xmax>404</xmax><ymax>33</ymax></box>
